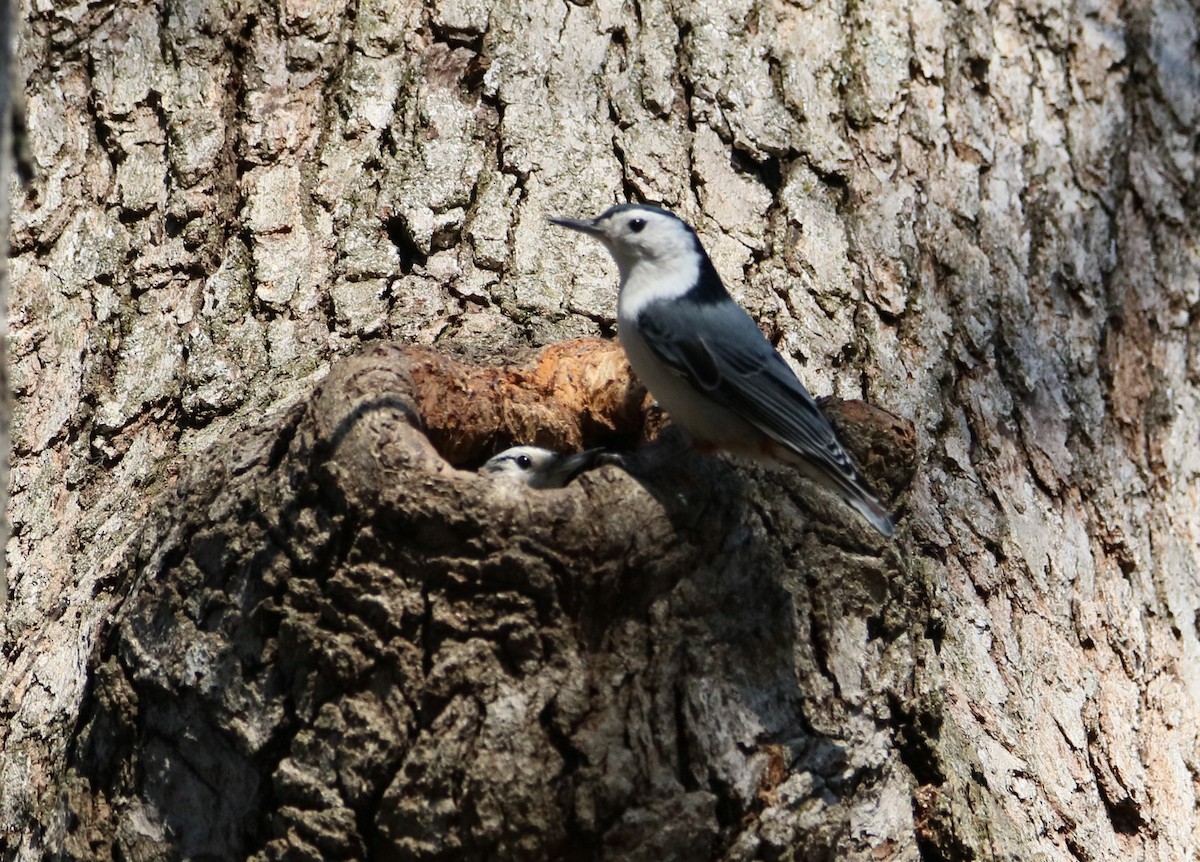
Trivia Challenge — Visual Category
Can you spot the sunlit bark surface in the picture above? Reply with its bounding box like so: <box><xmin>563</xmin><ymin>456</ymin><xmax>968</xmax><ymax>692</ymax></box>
<box><xmin>3</xmin><ymin>0</ymin><xmax>1199</xmax><ymax>857</ymax></box>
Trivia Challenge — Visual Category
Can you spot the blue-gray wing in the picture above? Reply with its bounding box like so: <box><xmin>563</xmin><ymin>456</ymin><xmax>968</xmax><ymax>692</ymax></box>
<box><xmin>636</xmin><ymin>299</ymin><xmax>893</xmax><ymax>535</ymax></box>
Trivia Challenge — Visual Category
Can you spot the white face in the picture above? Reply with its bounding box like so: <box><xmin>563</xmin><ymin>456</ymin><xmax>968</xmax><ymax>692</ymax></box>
<box><xmin>551</xmin><ymin>205</ymin><xmax>700</xmax><ymax>278</ymax></box>
<box><xmin>593</xmin><ymin>207</ymin><xmax>697</xmax><ymax>268</ymax></box>
<box><xmin>481</xmin><ymin>446</ymin><xmax>558</xmax><ymax>480</ymax></box>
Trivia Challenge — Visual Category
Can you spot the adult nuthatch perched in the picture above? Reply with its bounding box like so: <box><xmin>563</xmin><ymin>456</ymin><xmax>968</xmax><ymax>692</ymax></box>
<box><xmin>481</xmin><ymin>446</ymin><xmax>607</xmax><ymax>489</ymax></box>
<box><xmin>550</xmin><ymin>203</ymin><xmax>894</xmax><ymax>536</ymax></box>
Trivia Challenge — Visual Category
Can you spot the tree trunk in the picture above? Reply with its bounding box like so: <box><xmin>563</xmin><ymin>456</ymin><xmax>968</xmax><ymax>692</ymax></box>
<box><xmin>0</xmin><ymin>0</ymin><xmax>16</xmax><ymax>605</ymax></box>
<box><xmin>3</xmin><ymin>0</ymin><xmax>1198</xmax><ymax>858</ymax></box>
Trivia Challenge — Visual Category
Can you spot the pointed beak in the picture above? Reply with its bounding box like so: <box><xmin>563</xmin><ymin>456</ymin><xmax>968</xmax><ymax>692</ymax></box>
<box><xmin>548</xmin><ymin>216</ymin><xmax>604</xmax><ymax>238</ymax></box>
<box><xmin>543</xmin><ymin>448</ymin><xmax>606</xmax><ymax>487</ymax></box>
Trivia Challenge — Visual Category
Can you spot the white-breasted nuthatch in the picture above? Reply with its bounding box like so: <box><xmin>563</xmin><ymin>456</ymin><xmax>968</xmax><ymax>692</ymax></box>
<box><xmin>481</xmin><ymin>446</ymin><xmax>607</xmax><ymax>489</ymax></box>
<box><xmin>550</xmin><ymin>203</ymin><xmax>895</xmax><ymax>536</ymax></box>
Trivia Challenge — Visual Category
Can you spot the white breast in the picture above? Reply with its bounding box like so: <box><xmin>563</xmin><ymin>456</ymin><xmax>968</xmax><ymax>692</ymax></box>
<box><xmin>615</xmin><ymin>255</ymin><xmax>701</xmax><ymax>320</ymax></box>
<box><xmin>617</xmin><ymin>306</ymin><xmax>760</xmax><ymax>448</ymax></box>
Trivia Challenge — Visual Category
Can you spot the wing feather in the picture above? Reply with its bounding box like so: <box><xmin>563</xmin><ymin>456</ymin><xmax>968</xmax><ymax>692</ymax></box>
<box><xmin>637</xmin><ymin>301</ymin><xmax>862</xmax><ymax>483</ymax></box>
<box><xmin>636</xmin><ymin>299</ymin><xmax>894</xmax><ymax>536</ymax></box>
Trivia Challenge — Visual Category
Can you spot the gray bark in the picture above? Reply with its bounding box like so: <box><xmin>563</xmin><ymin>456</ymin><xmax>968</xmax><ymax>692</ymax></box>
<box><xmin>3</xmin><ymin>0</ymin><xmax>1199</xmax><ymax>858</ymax></box>
<box><xmin>0</xmin><ymin>0</ymin><xmax>12</xmax><ymax>604</ymax></box>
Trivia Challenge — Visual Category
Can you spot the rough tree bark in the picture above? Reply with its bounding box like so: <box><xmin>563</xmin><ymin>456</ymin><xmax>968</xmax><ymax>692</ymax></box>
<box><xmin>2</xmin><ymin>0</ymin><xmax>1199</xmax><ymax>858</ymax></box>
<box><xmin>0</xmin><ymin>0</ymin><xmax>15</xmax><ymax>604</ymax></box>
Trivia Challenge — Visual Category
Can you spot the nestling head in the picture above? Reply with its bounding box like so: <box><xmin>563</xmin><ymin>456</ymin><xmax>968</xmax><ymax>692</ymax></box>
<box><xmin>481</xmin><ymin>446</ymin><xmax>556</xmax><ymax>480</ymax></box>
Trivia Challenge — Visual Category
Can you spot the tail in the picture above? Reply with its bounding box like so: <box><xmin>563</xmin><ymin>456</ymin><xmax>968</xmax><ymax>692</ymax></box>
<box><xmin>842</xmin><ymin>480</ymin><xmax>895</xmax><ymax>537</ymax></box>
<box><xmin>769</xmin><ymin>443</ymin><xmax>895</xmax><ymax>537</ymax></box>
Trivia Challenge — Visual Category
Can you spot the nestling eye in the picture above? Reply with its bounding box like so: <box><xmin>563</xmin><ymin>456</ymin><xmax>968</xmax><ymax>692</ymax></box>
<box><xmin>515</xmin><ymin>455</ymin><xmax>533</xmax><ymax>469</ymax></box>
<box><xmin>628</xmin><ymin>218</ymin><xmax>646</xmax><ymax>233</ymax></box>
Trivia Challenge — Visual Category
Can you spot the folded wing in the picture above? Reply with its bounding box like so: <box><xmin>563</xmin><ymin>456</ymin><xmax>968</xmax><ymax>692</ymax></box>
<box><xmin>637</xmin><ymin>300</ymin><xmax>893</xmax><ymax>535</ymax></box>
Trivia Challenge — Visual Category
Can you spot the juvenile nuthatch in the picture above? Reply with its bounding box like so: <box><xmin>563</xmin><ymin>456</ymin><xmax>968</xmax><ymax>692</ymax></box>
<box><xmin>481</xmin><ymin>446</ymin><xmax>607</xmax><ymax>489</ymax></box>
<box><xmin>550</xmin><ymin>203</ymin><xmax>894</xmax><ymax>536</ymax></box>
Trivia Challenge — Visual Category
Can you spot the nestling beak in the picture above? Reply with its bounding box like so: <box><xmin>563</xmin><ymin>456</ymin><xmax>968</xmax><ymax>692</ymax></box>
<box><xmin>548</xmin><ymin>216</ymin><xmax>604</xmax><ymax>237</ymax></box>
<box><xmin>543</xmin><ymin>448</ymin><xmax>606</xmax><ymax>487</ymax></box>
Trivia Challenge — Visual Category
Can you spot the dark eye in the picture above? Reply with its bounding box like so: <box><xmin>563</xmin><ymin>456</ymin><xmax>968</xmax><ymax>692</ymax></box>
<box><xmin>628</xmin><ymin>218</ymin><xmax>646</xmax><ymax>233</ymax></box>
<box><xmin>516</xmin><ymin>455</ymin><xmax>533</xmax><ymax>469</ymax></box>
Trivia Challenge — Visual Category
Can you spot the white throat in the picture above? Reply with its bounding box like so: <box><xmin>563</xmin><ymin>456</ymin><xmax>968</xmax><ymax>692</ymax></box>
<box><xmin>614</xmin><ymin>249</ymin><xmax>702</xmax><ymax>322</ymax></box>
